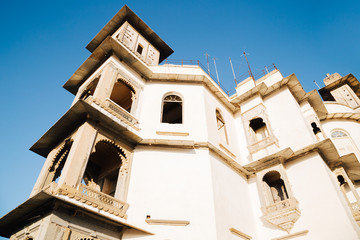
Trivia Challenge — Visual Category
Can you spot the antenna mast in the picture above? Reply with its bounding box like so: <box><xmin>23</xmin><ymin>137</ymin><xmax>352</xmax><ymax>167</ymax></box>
<box><xmin>213</xmin><ymin>57</ymin><xmax>220</xmax><ymax>85</ymax></box>
<box><xmin>206</xmin><ymin>53</ymin><xmax>210</xmax><ymax>75</ymax></box>
<box><xmin>313</xmin><ymin>80</ymin><xmax>321</xmax><ymax>89</ymax></box>
<box><xmin>229</xmin><ymin>57</ymin><xmax>237</xmax><ymax>85</ymax></box>
<box><xmin>243</xmin><ymin>51</ymin><xmax>254</xmax><ymax>80</ymax></box>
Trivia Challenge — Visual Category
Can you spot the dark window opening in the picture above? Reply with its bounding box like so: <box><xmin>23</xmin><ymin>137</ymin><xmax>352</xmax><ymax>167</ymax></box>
<box><xmin>311</xmin><ymin>122</ymin><xmax>321</xmax><ymax>135</ymax></box>
<box><xmin>250</xmin><ymin>117</ymin><xmax>268</xmax><ymax>141</ymax></box>
<box><xmin>110</xmin><ymin>80</ymin><xmax>135</xmax><ymax>112</ymax></box>
<box><xmin>337</xmin><ymin>175</ymin><xmax>346</xmax><ymax>185</ymax></box>
<box><xmin>136</xmin><ymin>44</ymin><xmax>143</xmax><ymax>55</ymax></box>
<box><xmin>82</xmin><ymin>141</ymin><xmax>125</xmax><ymax>196</ymax></box>
<box><xmin>162</xmin><ymin>95</ymin><xmax>182</xmax><ymax>124</ymax></box>
<box><xmin>250</xmin><ymin>118</ymin><xmax>266</xmax><ymax>131</ymax></box>
<box><xmin>263</xmin><ymin>171</ymin><xmax>289</xmax><ymax>203</ymax></box>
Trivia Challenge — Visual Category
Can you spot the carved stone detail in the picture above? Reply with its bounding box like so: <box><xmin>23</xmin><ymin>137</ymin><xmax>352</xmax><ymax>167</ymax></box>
<box><xmin>261</xmin><ymin>197</ymin><xmax>301</xmax><ymax>233</ymax></box>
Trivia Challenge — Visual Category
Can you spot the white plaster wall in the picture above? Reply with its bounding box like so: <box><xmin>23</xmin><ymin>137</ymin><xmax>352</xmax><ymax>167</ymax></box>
<box><xmin>236</xmin><ymin>77</ymin><xmax>256</xmax><ymax>96</ymax></box>
<box><xmin>286</xmin><ymin>153</ymin><xmax>360</xmax><ymax>239</ymax></box>
<box><xmin>239</xmin><ymin>95</ymin><xmax>263</xmax><ymax>114</ymax></box>
<box><xmin>138</xmin><ymin>81</ymin><xmax>208</xmax><ymax>142</ymax></box>
<box><xmin>233</xmin><ymin>110</ymin><xmax>252</xmax><ymax>164</ymax></box>
<box><xmin>321</xmin><ymin>119</ymin><xmax>360</xmax><ymax>159</ymax></box>
<box><xmin>248</xmin><ymin>153</ymin><xmax>360</xmax><ymax>239</ymax></box>
<box><xmin>264</xmin><ymin>88</ymin><xmax>316</xmax><ymax>151</ymax></box>
<box><xmin>256</xmin><ymin>70</ymin><xmax>283</xmax><ymax>87</ymax></box>
<box><xmin>124</xmin><ymin>147</ymin><xmax>218</xmax><ymax>240</ymax></box>
<box><xmin>209</xmin><ymin>152</ymin><xmax>258</xmax><ymax>240</ymax></box>
<box><xmin>202</xmin><ymin>87</ymin><xmax>239</xmax><ymax>157</ymax></box>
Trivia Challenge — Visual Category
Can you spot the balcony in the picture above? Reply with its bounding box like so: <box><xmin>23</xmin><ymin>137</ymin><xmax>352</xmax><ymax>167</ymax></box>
<box><xmin>85</xmin><ymin>96</ymin><xmax>140</xmax><ymax>131</ymax></box>
<box><xmin>261</xmin><ymin>198</ymin><xmax>301</xmax><ymax>233</ymax></box>
<box><xmin>43</xmin><ymin>182</ymin><xmax>129</xmax><ymax>218</ymax></box>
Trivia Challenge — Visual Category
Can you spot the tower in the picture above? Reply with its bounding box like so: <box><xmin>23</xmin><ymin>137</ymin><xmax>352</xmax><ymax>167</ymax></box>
<box><xmin>0</xmin><ymin>5</ymin><xmax>172</xmax><ymax>239</ymax></box>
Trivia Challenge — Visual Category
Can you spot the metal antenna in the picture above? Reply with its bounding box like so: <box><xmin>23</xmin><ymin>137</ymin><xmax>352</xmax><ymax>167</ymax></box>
<box><xmin>313</xmin><ymin>80</ymin><xmax>321</xmax><ymax>89</ymax></box>
<box><xmin>213</xmin><ymin>57</ymin><xmax>220</xmax><ymax>85</ymax></box>
<box><xmin>242</xmin><ymin>51</ymin><xmax>254</xmax><ymax>80</ymax></box>
<box><xmin>205</xmin><ymin>53</ymin><xmax>210</xmax><ymax>75</ymax></box>
<box><xmin>229</xmin><ymin>57</ymin><xmax>237</xmax><ymax>85</ymax></box>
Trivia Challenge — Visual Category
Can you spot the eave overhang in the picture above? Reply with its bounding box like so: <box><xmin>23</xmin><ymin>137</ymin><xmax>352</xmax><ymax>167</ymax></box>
<box><xmin>0</xmin><ymin>191</ymin><xmax>152</xmax><ymax>238</ymax></box>
<box><xmin>64</xmin><ymin>37</ymin><xmax>236</xmax><ymax>111</ymax></box>
<box><xmin>319</xmin><ymin>74</ymin><xmax>360</xmax><ymax>101</ymax></box>
<box><xmin>320</xmin><ymin>112</ymin><xmax>360</xmax><ymax>122</ymax></box>
<box><xmin>86</xmin><ymin>5</ymin><xmax>173</xmax><ymax>62</ymax></box>
<box><xmin>230</xmin><ymin>74</ymin><xmax>306</xmax><ymax>104</ymax></box>
<box><xmin>229</xmin><ymin>74</ymin><xmax>328</xmax><ymax>118</ymax></box>
<box><xmin>64</xmin><ymin>36</ymin><xmax>152</xmax><ymax>94</ymax></box>
<box><xmin>242</xmin><ymin>139</ymin><xmax>354</xmax><ymax>175</ymax></box>
<box><xmin>299</xmin><ymin>90</ymin><xmax>328</xmax><ymax>119</ymax></box>
<box><xmin>30</xmin><ymin>100</ymin><xmax>142</xmax><ymax>157</ymax></box>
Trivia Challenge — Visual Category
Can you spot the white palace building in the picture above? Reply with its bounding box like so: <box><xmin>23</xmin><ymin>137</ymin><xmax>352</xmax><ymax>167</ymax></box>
<box><xmin>1</xmin><ymin>5</ymin><xmax>360</xmax><ymax>240</ymax></box>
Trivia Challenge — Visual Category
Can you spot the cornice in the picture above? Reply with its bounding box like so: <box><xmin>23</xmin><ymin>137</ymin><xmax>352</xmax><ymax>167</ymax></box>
<box><xmin>320</xmin><ymin>112</ymin><xmax>360</xmax><ymax>122</ymax></box>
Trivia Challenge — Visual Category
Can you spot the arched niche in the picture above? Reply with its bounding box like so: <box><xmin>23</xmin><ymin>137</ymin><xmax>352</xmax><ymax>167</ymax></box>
<box><xmin>82</xmin><ymin>140</ymin><xmax>127</xmax><ymax>197</ymax></box>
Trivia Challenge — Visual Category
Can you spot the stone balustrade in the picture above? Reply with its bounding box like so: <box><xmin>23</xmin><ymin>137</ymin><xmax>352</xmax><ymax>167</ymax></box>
<box><xmin>261</xmin><ymin>197</ymin><xmax>301</xmax><ymax>233</ymax></box>
<box><xmin>85</xmin><ymin>96</ymin><xmax>140</xmax><ymax>131</ymax></box>
<box><xmin>43</xmin><ymin>182</ymin><xmax>129</xmax><ymax>218</ymax></box>
<box><xmin>262</xmin><ymin>197</ymin><xmax>298</xmax><ymax>214</ymax></box>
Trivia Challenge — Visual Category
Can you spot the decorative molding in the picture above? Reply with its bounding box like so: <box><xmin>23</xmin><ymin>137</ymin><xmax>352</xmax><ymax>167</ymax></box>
<box><xmin>145</xmin><ymin>216</ymin><xmax>189</xmax><ymax>226</ymax></box>
<box><xmin>272</xmin><ymin>230</ymin><xmax>309</xmax><ymax>240</ymax></box>
<box><xmin>229</xmin><ymin>228</ymin><xmax>252</xmax><ymax>239</ymax></box>
<box><xmin>261</xmin><ymin>197</ymin><xmax>301</xmax><ymax>233</ymax></box>
<box><xmin>43</xmin><ymin>182</ymin><xmax>129</xmax><ymax>218</ymax></box>
<box><xmin>219</xmin><ymin>143</ymin><xmax>236</xmax><ymax>159</ymax></box>
<box><xmin>320</xmin><ymin>112</ymin><xmax>360</xmax><ymax>122</ymax></box>
<box><xmin>156</xmin><ymin>131</ymin><xmax>189</xmax><ymax>136</ymax></box>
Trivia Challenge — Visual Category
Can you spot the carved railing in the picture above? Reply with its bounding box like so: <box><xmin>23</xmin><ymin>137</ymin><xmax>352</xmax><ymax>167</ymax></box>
<box><xmin>105</xmin><ymin>99</ymin><xmax>139</xmax><ymax>126</ymax></box>
<box><xmin>85</xmin><ymin>96</ymin><xmax>140</xmax><ymax>131</ymax></box>
<box><xmin>261</xmin><ymin>197</ymin><xmax>301</xmax><ymax>232</ymax></box>
<box><xmin>78</xmin><ymin>184</ymin><xmax>129</xmax><ymax>217</ymax></box>
<box><xmin>350</xmin><ymin>202</ymin><xmax>360</xmax><ymax>220</ymax></box>
<box><xmin>262</xmin><ymin>197</ymin><xmax>298</xmax><ymax>214</ymax></box>
<box><xmin>43</xmin><ymin>183</ymin><xmax>129</xmax><ymax>218</ymax></box>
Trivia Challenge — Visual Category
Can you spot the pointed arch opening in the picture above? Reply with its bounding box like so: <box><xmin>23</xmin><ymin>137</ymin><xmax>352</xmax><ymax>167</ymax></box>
<box><xmin>82</xmin><ymin>140</ymin><xmax>125</xmax><ymax>197</ymax></box>
<box><xmin>331</xmin><ymin>129</ymin><xmax>360</xmax><ymax>157</ymax></box>
<box><xmin>161</xmin><ymin>94</ymin><xmax>183</xmax><ymax>124</ymax></box>
<box><xmin>110</xmin><ymin>79</ymin><xmax>136</xmax><ymax>112</ymax></box>
<box><xmin>263</xmin><ymin>171</ymin><xmax>289</xmax><ymax>204</ymax></box>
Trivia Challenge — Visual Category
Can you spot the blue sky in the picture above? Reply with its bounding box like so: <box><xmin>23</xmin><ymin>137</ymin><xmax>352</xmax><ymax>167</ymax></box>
<box><xmin>0</xmin><ymin>0</ymin><xmax>359</xmax><ymax>237</ymax></box>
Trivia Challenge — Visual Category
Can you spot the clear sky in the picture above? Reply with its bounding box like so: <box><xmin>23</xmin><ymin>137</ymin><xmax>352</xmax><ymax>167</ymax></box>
<box><xmin>0</xmin><ymin>0</ymin><xmax>359</xmax><ymax>237</ymax></box>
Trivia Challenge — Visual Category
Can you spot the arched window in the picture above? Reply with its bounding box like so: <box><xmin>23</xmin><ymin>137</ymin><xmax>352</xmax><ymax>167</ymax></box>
<box><xmin>216</xmin><ymin>110</ymin><xmax>228</xmax><ymax>144</ymax></box>
<box><xmin>331</xmin><ymin>129</ymin><xmax>360</xmax><ymax>157</ymax></box>
<box><xmin>263</xmin><ymin>171</ymin><xmax>288</xmax><ymax>204</ymax></box>
<box><xmin>110</xmin><ymin>79</ymin><xmax>136</xmax><ymax>112</ymax></box>
<box><xmin>161</xmin><ymin>94</ymin><xmax>182</xmax><ymax>124</ymax></box>
<box><xmin>331</xmin><ymin>130</ymin><xmax>348</xmax><ymax>138</ymax></box>
<box><xmin>249</xmin><ymin>118</ymin><xmax>268</xmax><ymax>141</ymax></box>
<box><xmin>83</xmin><ymin>140</ymin><xmax>126</xmax><ymax>196</ymax></box>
